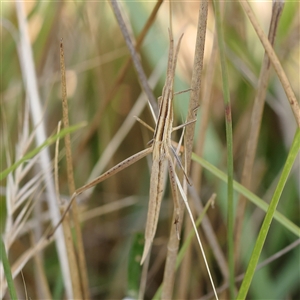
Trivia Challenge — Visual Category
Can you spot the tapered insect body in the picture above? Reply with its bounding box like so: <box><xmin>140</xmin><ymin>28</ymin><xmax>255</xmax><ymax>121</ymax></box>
<box><xmin>141</xmin><ymin>30</ymin><xmax>184</xmax><ymax>264</ymax></box>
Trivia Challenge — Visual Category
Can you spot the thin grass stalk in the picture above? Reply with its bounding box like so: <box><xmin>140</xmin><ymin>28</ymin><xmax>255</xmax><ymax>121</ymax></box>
<box><xmin>162</xmin><ymin>2</ymin><xmax>208</xmax><ymax>299</ymax></box>
<box><xmin>60</xmin><ymin>39</ymin><xmax>90</xmax><ymax>299</ymax></box>
<box><xmin>110</xmin><ymin>0</ymin><xmax>158</xmax><ymax>121</ymax></box>
<box><xmin>0</xmin><ymin>236</ymin><xmax>18</xmax><ymax>300</ymax></box>
<box><xmin>177</xmin><ymin>219</ymin><xmax>192</xmax><ymax>299</ymax></box>
<box><xmin>78</xmin><ymin>0</ymin><xmax>163</xmax><ymax>154</ymax></box>
<box><xmin>176</xmin><ymin>194</ymin><xmax>216</xmax><ymax>269</ymax></box>
<box><xmin>15</xmin><ymin>2</ymin><xmax>73</xmax><ymax>297</ymax></box>
<box><xmin>32</xmin><ymin>182</ymin><xmax>44</xmax><ymax>299</ymax></box>
<box><xmin>178</xmin><ymin>21</ymin><xmax>229</xmax><ymax>298</ymax></box>
<box><xmin>54</xmin><ymin>122</ymin><xmax>62</xmax><ymax>216</ymax></box>
<box><xmin>60</xmin><ymin>211</ymin><xmax>82</xmax><ymax>298</ymax></box>
<box><xmin>237</xmin><ymin>128</ymin><xmax>300</xmax><ymax>299</ymax></box>
<box><xmin>192</xmin><ymin>21</ymin><xmax>217</xmax><ymax>201</ymax></box>
<box><xmin>192</xmin><ymin>29</ymin><xmax>229</xmax><ymax>280</ymax></box>
<box><xmin>32</xmin><ymin>235</ymin><xmax>52</xmax><ymax>299</ymax></box>
<box><xmin>184</xmin><ymin>0</ymin><xmax>208</xmax><ymax>167</ymax></box>
<box><xmin>54</xmin><ymin>124</ymin><xmax>82</xmax><ymax>299</ymax></box>
<box><xmin>213</xmin><ymin>1</ymin><xmax>235</xmax><ymax>297</ymax></box>
<box><xmin>161</xmin><ymin>208</ymin><xmax>183</xmax><ymax>300</ymax></box>
<box><xmin>190</xmin><ymin>190</ymin><xmax>229</xmax><ymax>278</ymax></box>
<box><xmin>153</xmin><ymin>195</ymin><xmax>214</xmax><ymax>300</ymax></box>
<box><xmin>239</xmin><ymin>0</ymin><xmax>300</xmax><ymax>127</ymax></box>
<box><xmin>178</xmin><ymin>174</ymin><xmax>219</xmax><ymax>299</ymax></box>
<box><xmin>178</xmin><ymin>29</ymin><xmax>217</xmax><ymax>294</ymax></box>
<box><xmin>234</xmin><ymin>1</ymin><xmax>285</xmax><ymax>268</ymax></box>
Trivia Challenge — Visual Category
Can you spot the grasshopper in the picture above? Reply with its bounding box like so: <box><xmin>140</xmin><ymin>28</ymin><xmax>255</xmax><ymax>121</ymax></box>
<box><xmin>51</xmin><ymin>29</ymin><xmax>192</xmax><ymax>264</ymax></box>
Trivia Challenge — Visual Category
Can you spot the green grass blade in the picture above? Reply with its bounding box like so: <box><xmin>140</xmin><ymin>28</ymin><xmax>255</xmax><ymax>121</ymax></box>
<box><xmin>191</xmin><ymin>153</ymin><xmax>300</xmax><ymax>237</ymax></box>
<box><xmin>237</xmin><ymin>128</ymin><xmax>300</xmax><ymax>299</ymax></box>
<box><xmin>0</xmin><ymin>122</ymin><xmax>86</xmax><ymax>180</ymax></box>
<box><xmin>0</xmin><ymin>235</ymin><xmax>18</xmax><ymax>300</ymax></box>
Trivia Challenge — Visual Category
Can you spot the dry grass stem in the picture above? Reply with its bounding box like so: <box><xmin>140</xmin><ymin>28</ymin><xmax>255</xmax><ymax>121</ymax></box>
<box><xmin>60</xmin><ymin>39</ymin><xmax>90</xmax><ymax>299</ymax></box>
<box><xmin>61</xmin><ymin>210</ymin><xmax>82</xmax><ymax>299</ymax></box>
<box><xmin>234</xmin><ymin>0</ymin><xmax>285</xmax><ymax>268</ymax></box>
<box><xmin>77</xmin><ymin>0</ymin><xmax>163</xmax><ymax>154</ymax></box>
<box><xmin>162</xmin><ymin>2</ymin><xmax>208</xmax><ymax>299</ymax></box>
<box><xmin>54</xmin><ymin>122</ymin><xmax>82</xmax><ymax>298</ymax></box>
<box><xmin>175</xmin><ymin>174</ymin><xmax>219</xmax><ymax>300</ymax></box>
<box><xmin>239</xmin><ymin>0</ymin><xmax>300</xmax><ymax>127</ymax></box>
<box><xmin>110</xmin><ymin>0</ymin><xmax>158</xmax><ymax>120</ymax></box>
<box><xmin>178</xmin><ymin>20</ymin><xmax>227</xmax><ymax>298</ymax></box>
<box><xmin>32</xmin><ymin>249</ymin><xmax>52</xmax><ymax>300</ymax></box>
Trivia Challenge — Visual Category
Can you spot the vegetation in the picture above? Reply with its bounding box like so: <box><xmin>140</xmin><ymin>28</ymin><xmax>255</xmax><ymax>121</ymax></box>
<box><xmin>1</xmin><ymin>1</ymin><xmax>299</xmax><ymax>299</ymax></box>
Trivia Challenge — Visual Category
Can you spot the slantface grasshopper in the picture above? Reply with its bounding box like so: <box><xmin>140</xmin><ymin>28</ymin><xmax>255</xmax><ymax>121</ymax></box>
<box><xmin>51</xmin><ymin>28</ymin><xmax>191</xmax><ymax>264</ymax></box>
